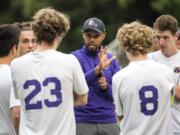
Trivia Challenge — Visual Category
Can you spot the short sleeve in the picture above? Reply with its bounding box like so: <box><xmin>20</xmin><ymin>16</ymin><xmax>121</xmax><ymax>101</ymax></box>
<box><xmin>112</xmin><ymin>74</ymin><xmax>123</xmax><ymax>116</ymax></box>
<box><xmin>10</xmin><ymin>85</ymin><xmax>21</xmax><ymax>108</ymax></box>
<box><xmin>71</xmin><ymin>55</ymin><xmax>89</xmax><ymax>95</ymax></box>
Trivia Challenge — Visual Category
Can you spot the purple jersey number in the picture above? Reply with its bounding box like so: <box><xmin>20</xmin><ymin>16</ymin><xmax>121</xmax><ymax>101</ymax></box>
<box><xmin>23</xmin><ymin>77</ymin><xmax>62</xmax><ymax>110</ymax></box>
<box><xmin>139</xmin><ymin>85</ymin><xmax>158</xmax><ymax>115</ymax></box>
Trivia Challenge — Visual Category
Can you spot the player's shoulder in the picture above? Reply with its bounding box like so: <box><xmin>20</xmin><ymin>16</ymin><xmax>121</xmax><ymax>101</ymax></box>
<box><xmin>149</xmin><ymin>59</ymin><xmax>165</xmax><ymax>67</ymax></box>
<box><xmin>57</xmin><ymin>51</ymin><xmax>77</xmax><ymax>60</ymax></box>
<box><xmin>0</xmin><ymin>64</ymin><xmax>11</xmax><ymax>74</ymax></box>
<box><xmin>148</xmin><ymin>50</ymin><xmax>161</xmax><ymax>59</ymax></box>
<box><xmin>149</xmin><ymin>59</ymin><xmax>172</xmax><ymax>73</ymax></box>
<box><xmin>113</xmin><ymin>65</ymin><xmax>130</xmax><ymax>81</ymax></box>
<box><xmin>54</xmin><ymin>51</ymin><xmax>79</xmax><ymax>66</ymax></box>
<box><xmin>0</xmin><ymin>64</ymin><xmax>10</xmax><ymax>69</ymax></box>
<box><xmin>175</xmin><ymin>50</ymin><xmax>180</xmax><ymax>57</ymax></box>
<box><xmin>11</xmin><ymin>53</ymin><xmax>31</xmax><ymax>67</ymax></box>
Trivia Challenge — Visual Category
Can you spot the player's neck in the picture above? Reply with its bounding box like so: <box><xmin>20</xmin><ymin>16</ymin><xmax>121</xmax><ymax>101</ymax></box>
<box><xmin>35</xmin><ymin>37</ymin><xmax>61</xmax><ymax>52</ymax></box>
<box><xmin>162</xmin><ymin>47</ymin><xmax>178</xmax><ymax>57</ymax></box>
<box><xmin>0</xmin><ymin>56</ymin><xmax>12</xmax><ymax>65</ymax></box>
<box><xmin>126</xmin><ymin>52</ymin><xmax>147</xmax><ymax>62</ymax></box>
<box><xmin>35</xmin><ymin>42</ymin><xmax>58</xmax><ymax>52</ymax></box>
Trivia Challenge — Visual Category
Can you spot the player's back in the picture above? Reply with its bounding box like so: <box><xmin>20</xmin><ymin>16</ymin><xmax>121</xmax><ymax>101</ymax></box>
<box><xmin>11</xmin><ymin>50</ymin><xmax>84</xmax><ymax>135</ymax></box>
<box><xmin>113</xmin><ymin>59</ymin><xmax>174</xmax><ymax>135</ymax></box>
<box><xmin>0</xmin><ymin>65</ymin><xmax>16</xmax><ymax>135</ymax></box>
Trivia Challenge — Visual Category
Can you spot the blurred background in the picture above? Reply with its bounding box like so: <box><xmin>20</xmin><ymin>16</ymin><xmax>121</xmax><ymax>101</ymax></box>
<box><xmin>0</xmin><ymin>0</ymin><xmax>180</xmax><ymax>53</ymax></box>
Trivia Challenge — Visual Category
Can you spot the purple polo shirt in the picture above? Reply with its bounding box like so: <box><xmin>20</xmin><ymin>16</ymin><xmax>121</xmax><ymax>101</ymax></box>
<box><xmin>72</xmin><ymin>45</ymin><xmax>120</xmax><ymax>123</ymax></box>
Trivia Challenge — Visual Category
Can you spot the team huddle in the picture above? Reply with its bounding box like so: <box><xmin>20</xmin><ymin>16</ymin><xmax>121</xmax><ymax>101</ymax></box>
<box><xmin>0</xmin><ymin>7</ymin><xmax>180</xmax><ymax>135</ymax></box>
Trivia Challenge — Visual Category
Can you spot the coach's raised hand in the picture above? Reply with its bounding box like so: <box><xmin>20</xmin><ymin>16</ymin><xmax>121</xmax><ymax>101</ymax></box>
<box><xmin>95</xmin><ymin>46</ymin><xmax>116</xmax><ymax>76</ymax></box>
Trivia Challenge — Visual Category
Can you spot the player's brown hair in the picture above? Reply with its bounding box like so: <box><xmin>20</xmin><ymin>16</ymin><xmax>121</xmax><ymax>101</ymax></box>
<box><xmin>153</xmin><ymin>15</ymin><xmax>178</xmax><ymax>35</ymax></box>
<box><xmin>14</xmin><ymin>22</ymin><xmax>32</xmax><ymax>31</ymax></box>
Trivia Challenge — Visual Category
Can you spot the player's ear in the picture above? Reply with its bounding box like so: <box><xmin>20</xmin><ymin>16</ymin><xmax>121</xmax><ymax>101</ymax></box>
<box><xmin>10</xmin><ymin>44</ymin><xmax>19</xmax><ymax>58</ymax></box>
<box><xmin>174</xmin><ymin>32</ymin><xmax>179</xmax><ymax>40</ymax></box>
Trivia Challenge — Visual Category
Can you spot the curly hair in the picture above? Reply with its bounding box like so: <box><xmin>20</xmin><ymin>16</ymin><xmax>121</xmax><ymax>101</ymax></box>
<box><xmin>116</xmin><ymin>21</ymin><xmax>154</xmax><ymax>56</ymax></box>
<box><xmin>153</xmin><ymin>15</ymin><xmax>178</xmax><ymax>35</ymax></box>
<box><xmin>32</xmin><ymin>7</ymin><xmax>70</xmax><ymax>44</ymax></box>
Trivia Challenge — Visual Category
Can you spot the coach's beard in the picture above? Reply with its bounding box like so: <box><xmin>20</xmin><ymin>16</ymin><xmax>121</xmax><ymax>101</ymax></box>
<box><xmin>87</xmin><ymin>44</ymin><xmax>100</xmax><ymax>52</ymax></box>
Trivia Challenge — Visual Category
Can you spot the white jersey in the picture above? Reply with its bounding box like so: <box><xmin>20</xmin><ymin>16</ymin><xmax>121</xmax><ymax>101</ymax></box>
<box><xmin>10</xmin><ymin>85</ymin><xmax>21</xmax><ymax>108</ymax></box>
<box><xmin>0</xmin><ymin>64</ymin><xmax>16</xmax><ymax>135</ymax></box>
<box><xmin>148</xmin><ymin>50</ymin><xmax>180</xmax><ymax>134</ymax></box>
<box><xmin>11</xmin><ymin>49</ymin><xmax>88</xmax><ymax>135</ymax></box>
<box><xmin>112</xmin><ymin>59</ymin><xmax>175</xmax><ymax>135</ymax></box>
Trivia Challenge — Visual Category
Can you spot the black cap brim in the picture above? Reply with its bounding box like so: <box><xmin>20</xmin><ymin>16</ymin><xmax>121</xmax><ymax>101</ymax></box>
<box><xmin>82</xmin><ymin>27</ymin><xmax>103</xmax><ymax>34</ymax></box>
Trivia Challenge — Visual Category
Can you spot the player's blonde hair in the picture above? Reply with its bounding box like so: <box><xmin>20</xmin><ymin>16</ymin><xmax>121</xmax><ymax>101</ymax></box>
<box><xmin>116</xmin><ymin>21</ymin><xmax>154</xmax><ymax>56</ymax></box>
<box><xmin>32</xmin><ymin>7</ymin><xmax>70</xmax><ymax>44</ymax></box>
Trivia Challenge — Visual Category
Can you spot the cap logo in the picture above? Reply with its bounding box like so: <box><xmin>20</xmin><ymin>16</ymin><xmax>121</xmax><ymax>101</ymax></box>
<box><xmin>88</xmin><ymin>20</ymin><xmax>98</xmax><ymax>28</ymax></box>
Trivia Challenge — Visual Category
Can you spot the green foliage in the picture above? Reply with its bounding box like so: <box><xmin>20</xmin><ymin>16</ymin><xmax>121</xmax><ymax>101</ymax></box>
<box><xmin>151</xmin><ymin>0</ymin><xmax>180</xmax><ymax>22</ymax></box>
<box><xmin>0</xmin><ymin>0</ymin><xmax>180</xmax><ymax>53</ymax></box>
<box><xmin>117</xmin><ymin>0</ymin><xmax>134</xmax><ymax>8</ymax></box>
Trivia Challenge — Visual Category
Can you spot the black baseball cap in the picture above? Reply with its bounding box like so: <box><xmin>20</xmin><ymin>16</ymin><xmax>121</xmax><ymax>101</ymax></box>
<box><xmin>82</xmin><ymin>17</ymin><xmax>106</xmax><ymax>34</ymax></box>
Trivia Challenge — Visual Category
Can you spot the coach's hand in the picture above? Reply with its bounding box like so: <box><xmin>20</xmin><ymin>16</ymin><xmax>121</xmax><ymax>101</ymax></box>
<box><xmin>95</xmin><ymin>46</ymin><xmax>116</xmax><ymax>76</ymax></box>
<box><xmin>98</xmin><ymin>75</ymin><xmax>108</xmax><ymax>90</ymax></box>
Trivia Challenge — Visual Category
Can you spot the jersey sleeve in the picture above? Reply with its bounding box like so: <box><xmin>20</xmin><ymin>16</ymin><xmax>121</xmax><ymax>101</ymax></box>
<box><xmin>10</xmin><ymin>85</ymin><xmax>21</xmax><ymax>108</ymax></box>
<box><xmin>10</xmin><ymin>60</ymin><xmax>20</xmax><ymax>99</ymax></box>
<box><xmin>112</xmin><ymin>74</ymin><xmax>123</xmax><ymax>116</ymax></box>
<box><xmin>71</xmin><ymin>55</ymin><xmax>89</xmax><ymax>95</ymax></box>
<box><xmin>9</xmin><ymin>61</ymin><xmax>21</xmax><ymax>108</ymax></box>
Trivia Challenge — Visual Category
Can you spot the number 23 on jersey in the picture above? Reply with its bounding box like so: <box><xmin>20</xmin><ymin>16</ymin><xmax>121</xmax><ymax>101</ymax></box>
<box><xmin>23</xmin><ymin>77</ymin><xmax>62</xmax><ymax>110</ymax></box>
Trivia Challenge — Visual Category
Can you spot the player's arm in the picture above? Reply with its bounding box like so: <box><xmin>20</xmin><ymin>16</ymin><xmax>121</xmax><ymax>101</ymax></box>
<box><xmin>74</xmin><ymin>92</ymin><xmax>88</xmax><ymax>106</ymax></box>
<box><xmin>10</xmin><ymin>85</ymin><xmax>21</xmax><ymax>135</ymax></box>
<box><xmin>174</xmin><ymin>85</ymin><xmax>180</xmax><ymax>100</ymax></box>
<box><xmin>11</xmin><ymin>106</ymin><xmax>20</xmax><ymax>135</ymax></box>
<box><xmin>112</xmin><ymin>74</ymin><xmax>123</xmax><ymax>123</ymax></box>
<box><xmin>72</xmin><ymin>55</ymin><xmax>89</xmax><ymax>106</ymax></box>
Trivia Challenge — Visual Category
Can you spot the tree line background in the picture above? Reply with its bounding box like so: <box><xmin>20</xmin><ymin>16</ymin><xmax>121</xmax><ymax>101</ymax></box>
<box><xmin>0</xmin><ymin>0</ymin><xmax>180</xmax><ymax>53</ymax></box>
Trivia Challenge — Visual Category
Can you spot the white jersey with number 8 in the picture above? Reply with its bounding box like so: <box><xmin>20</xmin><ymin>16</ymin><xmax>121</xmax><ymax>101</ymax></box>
<box><xmin>112</xmin><ymin>59</ymin><xmax>175</xmax><ymax>135</ymax></box>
